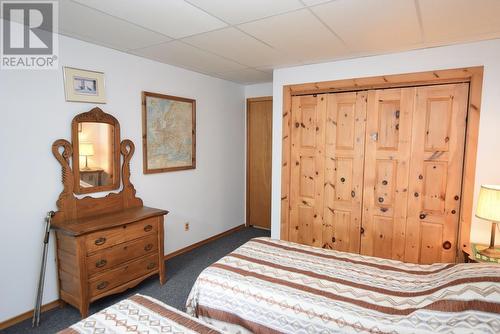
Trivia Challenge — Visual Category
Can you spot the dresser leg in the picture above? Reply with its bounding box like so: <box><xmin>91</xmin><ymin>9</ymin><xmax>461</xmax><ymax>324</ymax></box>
<box><xmin>159</xmin><ymin>263</ymin><xmax>166</xmax><ymax>285</ymax></box>
<box><xmin>79</xmin><ymin>303</ymin><xmax>89</xmax><ymax>318</ymax></box>
<box><xmin>158</xmin><ymin>217</ymin><xmax>166</xmax><ymax>285</ymax></box>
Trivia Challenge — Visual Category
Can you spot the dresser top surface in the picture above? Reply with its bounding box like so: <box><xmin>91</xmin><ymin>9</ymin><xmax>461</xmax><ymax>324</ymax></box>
<box><xmin>52</xmin><ymin>206</ymin><xmax>168</xmax><ymax>236</ymax></box>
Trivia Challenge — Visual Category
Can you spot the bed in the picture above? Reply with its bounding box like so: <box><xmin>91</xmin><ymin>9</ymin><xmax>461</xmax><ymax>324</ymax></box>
<box><xmin>186</xmin><ymin>237</ymin><xmax>500</xmax><ymax>334</ymax></box>
<box><xmin>60</xmin><ymin>294</ymin><xmax>220</xmax><ymax>334</ymax></box>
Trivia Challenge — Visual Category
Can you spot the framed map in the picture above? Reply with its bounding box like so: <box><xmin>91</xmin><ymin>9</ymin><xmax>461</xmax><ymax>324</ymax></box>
<box><xmin>142</xmin><ymin>91</ymin><xmax>196</xmax><ymax>173</ymax></box>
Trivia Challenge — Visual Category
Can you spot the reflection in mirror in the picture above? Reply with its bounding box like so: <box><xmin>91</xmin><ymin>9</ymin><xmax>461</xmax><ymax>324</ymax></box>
<box><xmin>78</xmin><ymin>122</ymin><xmax>114</xmax><ymax>189</ymax></box>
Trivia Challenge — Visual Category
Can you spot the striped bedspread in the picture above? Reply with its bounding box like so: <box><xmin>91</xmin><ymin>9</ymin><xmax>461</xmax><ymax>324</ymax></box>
<box><xmin>186</xmin><ymin>237</ymin><xmax>500</xmax><ymax>334</ymax></box>
<box><xmin>60</xmin><ymin>294</ymin><xmax>220</xmax><ymax>334</ymax></box>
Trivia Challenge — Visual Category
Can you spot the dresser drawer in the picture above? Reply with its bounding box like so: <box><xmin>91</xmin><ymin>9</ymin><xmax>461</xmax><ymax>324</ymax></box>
<box><xmin>126</xmin><ymin>217</ymin><xmax>158</xmax><ymax>240</ymax></box>
<box><xmin>86</xmin><ymin>235</ymin><xmax>158</xmax><ymax>276</ymax></box>
<box><xmin>89</xmin><ymin>253</ymin><xmax>158</xmax><ymax>298</ymax></box>
<box><xmin>85</xmin><ymin>218</ymin><xmax>158</xmax><ymax>254</ymax></box>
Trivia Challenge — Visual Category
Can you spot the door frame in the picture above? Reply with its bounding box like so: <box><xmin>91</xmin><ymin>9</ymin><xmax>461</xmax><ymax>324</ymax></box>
<box><xmin>247</xmin><ymin>96</ymin><xmax>273</xmax><ymax>228</ymax></box>
<box><xmin>280</xmin><ymin>66</ymin><xmax>483</xmax><ymax>260</ymax></box>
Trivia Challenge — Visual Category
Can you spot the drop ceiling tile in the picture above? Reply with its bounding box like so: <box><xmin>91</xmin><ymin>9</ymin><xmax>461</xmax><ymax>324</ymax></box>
<box><xmin>312</xmin><ymin>0</ymin><xmax>422</xmax><ymax>53</ymax></box>
<box><xmin>239</xmin><ymin>9</ymin><xmax>348</xmax><ymax>63</ymax></box>
<box><xmin>419</xmin><ymin>0</ymin><xmax>500</xmax><ymax>43</ymax></box>
<box><xmin>129</xmin><ymin>41</ymin><xmax>246</xmax><ymax>74</ymax></box>
<box><xmin>301</xmin><ymin>0</ymin><xmax>332</xmax><ymax>6</ymax></box>
<box><xmin>59</xmin><ymin>0</ymin><xmax>170</xmax><ymax>51</ymax></box>
<box><xmin>214</xmin><ymin>68</ymin><xmax>273</xmax><ymax>84</ymax></box>
<box><xmin>72</xmin><ymin>0</ymin><xmax>227</xmax><ymax>38</ymax></box>
<box><xmin>186</xmin><ymin>0</ymin><xmax>304</xmax><ymax>24</ymax></box>
<box><xmin>182</xmin><ymin>27</ymin><xmax>298</xmax><ymax>68</ymax></box>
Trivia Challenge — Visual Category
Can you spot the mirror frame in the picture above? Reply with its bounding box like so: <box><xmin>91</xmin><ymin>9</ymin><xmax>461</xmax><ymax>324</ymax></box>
<box><xmin>71</xmin><ymin>107</ymin><xmax>121</xmax><ymax>194</ymax></box>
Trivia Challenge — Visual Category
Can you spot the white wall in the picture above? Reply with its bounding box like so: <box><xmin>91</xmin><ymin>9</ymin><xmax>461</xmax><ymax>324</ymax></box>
<box><xmin>272</xmin><ymin>38</ymin><xmax>500</xmax><ymax>245</ymax></box>
<box><xmin>245</xmin><ymin>82</ymin><xmax>273</xmax><ymax>99</ymax></box>
<box><xmin>0</xmin><ymin>32</ymin><xmax>245</xmax><ymax>321</ymax></box>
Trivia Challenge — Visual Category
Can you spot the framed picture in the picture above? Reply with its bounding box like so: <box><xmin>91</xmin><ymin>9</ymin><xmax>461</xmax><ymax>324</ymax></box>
<box><xmin>63</xmin><ymin>67</ymin><xmax>106</xmax><ymax>103</ymax></box>
<box><xmin>142</xmin><ymin>91</ymin><xmax>196</xmax><ymax>173</ymax></box>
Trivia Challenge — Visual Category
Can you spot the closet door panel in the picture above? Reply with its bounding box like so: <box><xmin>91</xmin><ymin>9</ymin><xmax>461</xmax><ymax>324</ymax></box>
<box><xmin>404</xmin><ymin>84</ymin><xmax>468</xmax><ymax>264</ymax></box>
<box><xmin>289</xmin><ymin>95</ymin><xmax>326</xmax><ymax>247</ymax></box>
<box><xmin>322</xmin><ymin>92</ymin><xmax>366</xmax><ymax>252</ymax></box>
<box><xmin>361</xmin><ymin>88</ymin><xmax>414</xmax><ymax>261</ymax></box>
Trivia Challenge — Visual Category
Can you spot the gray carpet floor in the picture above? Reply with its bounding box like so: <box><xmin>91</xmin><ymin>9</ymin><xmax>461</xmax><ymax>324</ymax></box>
<box><xmin>3</xmin><ymin>227</ymin><xmax>270</xmax><ymax>334</ymax></box>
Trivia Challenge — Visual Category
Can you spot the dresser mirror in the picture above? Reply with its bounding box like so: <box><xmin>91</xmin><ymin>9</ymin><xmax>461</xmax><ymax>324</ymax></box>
<box><xmin>72</xmin><ymin>108</ymin><xmax>121</xmax><ymax>194</ymax></box>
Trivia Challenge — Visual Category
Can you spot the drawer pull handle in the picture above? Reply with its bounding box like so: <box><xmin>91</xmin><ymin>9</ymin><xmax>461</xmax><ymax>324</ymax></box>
<box><xmin>147</xmin><ymin>262</ymin><xmax>156</xmax><ymax>270</ymax></box>
<box><xmin>443</xmin><ymin>241</ymin><xmax>452</xmax><ymax>250</ymax></box>
<box><xmin>419</xmin><ymin>213</ymin><xmax>426</xmax><ymax>219</ymax></box>
<box><xmin>144</xmin><ymin>244</ymin><xmax>153</xmax><ymax>252</ymax></box>
<box><xmin>95</xmin><ymin>259</ymin><xmax>107</xmax><ymax>268</ymax></box>
<box><xmin>94</xmin><ymin>237</ymin><xmax>106</xmax><ymax>246</ymax></box>
<box><xmin>144</xmin><ymin>225</ymin><xmax>153</xmax><ymax>232</ymax></box>
<box><xmin>96</xmin><ymin>281</ymin><xmax>109</xmax><ymax>290</ymax></box>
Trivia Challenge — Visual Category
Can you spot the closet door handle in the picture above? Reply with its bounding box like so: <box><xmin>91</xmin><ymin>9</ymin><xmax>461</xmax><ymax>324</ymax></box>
<box><xmin>419</xmin><ymin>213</ymin><xmax>426</xmax><ymax>220</ymax></box>
<box><xmin>442</xmin><ymin>241</ymin><xmax>452</xmax><ymax>250</ymax></box>
<box><xmin>360</xmin><ymin>227</ymin><xmax>365</xmax><ymax>235</ymax></box>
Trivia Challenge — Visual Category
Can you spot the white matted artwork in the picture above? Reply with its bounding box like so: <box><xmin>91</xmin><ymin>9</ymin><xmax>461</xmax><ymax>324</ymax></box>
<box><xmin>63</xmin><ymin>67</ymin><xmax>106</xmax><ymax>103</ymax></box>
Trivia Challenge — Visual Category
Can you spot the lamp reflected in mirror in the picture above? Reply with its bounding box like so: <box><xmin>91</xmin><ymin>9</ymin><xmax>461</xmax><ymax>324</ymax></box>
<box><xmin>79</xmin><ymin>142</ymin><xmax>94</xmax><ymax>170</ymax></box>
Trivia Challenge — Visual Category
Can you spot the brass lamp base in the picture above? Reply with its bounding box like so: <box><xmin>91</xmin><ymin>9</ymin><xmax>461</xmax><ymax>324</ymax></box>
<box><xmin>478</xmin><ymin>246</ymin><xmax>500</xmax><ymax>258</ymax></box>
<box><xmin>478</xmin><ymin>221</ymin><xmax>500</xmax><ymax>258</ymax></box>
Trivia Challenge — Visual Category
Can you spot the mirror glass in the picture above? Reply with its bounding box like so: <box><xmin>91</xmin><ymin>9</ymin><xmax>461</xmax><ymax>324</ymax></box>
<box><xmin>77</xmin><ymin>122</ymin><xmax>115</xmax><ymax>189</ymax></box>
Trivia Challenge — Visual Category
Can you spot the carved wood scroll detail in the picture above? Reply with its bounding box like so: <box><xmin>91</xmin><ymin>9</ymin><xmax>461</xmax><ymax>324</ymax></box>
<box><xmin>73</xmin><ymin>107</ymin><xmax>119</xmax><ymax>125</ymax></box>
<box><xmin>52</xmin><ymin>139</ymin><xmax>76</xmax><ymax>223</ymax></box>
<box><xmin>121</xmin><ymin>139</ymin><xmax>143</xmax><ymax>208</ymax></box>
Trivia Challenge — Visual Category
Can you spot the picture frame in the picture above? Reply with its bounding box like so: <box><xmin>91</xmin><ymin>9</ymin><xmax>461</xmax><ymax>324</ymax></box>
<box><xmin>63</xmin><ymin>67</ymin><xmax>106</xmax><ymax>103</ymax></box>
<box><xmin>142</xmin><ymin>91</ymin><xmax>196</xmax><ymax>174</ymax></box>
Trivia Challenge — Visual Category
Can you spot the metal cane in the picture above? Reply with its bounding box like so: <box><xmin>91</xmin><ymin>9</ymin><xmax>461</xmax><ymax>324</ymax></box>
<box><xmin>32</xmin><ymin>211</ymin><xmax>55</xmax><ymax>327</ymax></box>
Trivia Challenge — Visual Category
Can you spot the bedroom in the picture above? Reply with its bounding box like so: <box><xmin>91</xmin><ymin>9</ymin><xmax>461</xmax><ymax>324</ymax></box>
<box><xmin>0</xmin><ymin>0</ymin><xmax>499</xmax><ymax>333</ymax></box>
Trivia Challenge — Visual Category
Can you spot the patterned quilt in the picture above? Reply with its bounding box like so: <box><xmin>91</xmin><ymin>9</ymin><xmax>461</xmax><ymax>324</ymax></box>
<box><xmin>186</xmin><ymin>237</ymin><xmax>500</xmax><ymax>334</ymax></box>
<box><xmin>60</xmin><ymin>294</ymin><xmax>220</xmax><ymax>334</ymax></box>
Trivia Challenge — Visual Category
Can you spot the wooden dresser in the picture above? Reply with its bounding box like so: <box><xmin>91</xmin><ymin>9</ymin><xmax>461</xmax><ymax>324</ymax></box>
<box><xmin>51</xmin><ymin>108</ymin><xmax>168</xmax><ymax>317</ymax></box>
<box><xmin>52</xmin><ymin>207</ymin><xmax>167</xmax><ymax>317</ymax></box>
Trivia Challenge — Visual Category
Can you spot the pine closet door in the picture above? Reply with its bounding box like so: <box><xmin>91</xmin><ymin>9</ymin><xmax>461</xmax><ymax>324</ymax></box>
<box><xmin>404</xmin><ymin>83</ymin><xmax>468</xmax><ymax>264</ymax></box>
<box><xmin>289</xmin><ymin>94</ymin><xmax>326</xmax><ymax>247</ymax></box>
<box><xmin>361</xmin><ymin>88</ymin><xmax>415</xmax><ymax>261</ymax></box>
<box><xmin>361</xmin><ymin>84</ymin><xmax>468</xmax><ymax>263</ymax></box>
<box><xmin>322</xmin><ymin>92</ymin><xmax>366</xmax><ymax>252</ymax></box>
<box><xmin>289</xmin><ymin>92</ymin><xmax>366</xmax><ymax>250</ymax></box>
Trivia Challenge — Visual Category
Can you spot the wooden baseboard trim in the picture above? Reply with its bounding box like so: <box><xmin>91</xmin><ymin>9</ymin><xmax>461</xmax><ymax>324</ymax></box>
<box><xmin>0</xmin><ymin>299</ymin><xmax>62</xmax><ymax>330</ymax></box>
<box><xmin>164</xmin><ymin>224</ymin><xmax>245</xmax><ymax>260</ymax></box>
<box><xmin>249</xmin><ymin>225</ymin><xmax>271</xmax><ymax>231</ymax></box>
